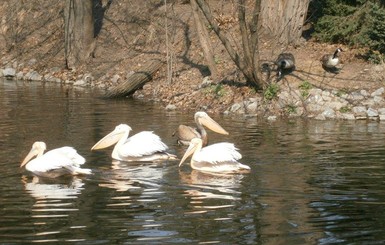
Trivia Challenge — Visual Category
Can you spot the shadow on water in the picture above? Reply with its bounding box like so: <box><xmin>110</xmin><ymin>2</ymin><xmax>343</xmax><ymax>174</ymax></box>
<box><xmin>2</xmin><ymin>79</ymin><xmax>385</xmax><ymax>244</ymax></box>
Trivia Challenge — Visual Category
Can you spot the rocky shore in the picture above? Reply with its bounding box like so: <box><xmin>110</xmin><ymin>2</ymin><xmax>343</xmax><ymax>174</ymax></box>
<box><xmin>224</xmin><ymin>83</ymin><xmax>385</xmax><ymax>121</ymax></box>
<box><xmin>2</xmin><ymin>63</ymin><xmax>385</xmax><ymax>122</ymax></box>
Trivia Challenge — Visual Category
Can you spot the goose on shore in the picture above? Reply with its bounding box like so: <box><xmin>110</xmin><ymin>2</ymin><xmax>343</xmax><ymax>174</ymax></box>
<box><xmin>321</xmin><ymin>48</ymin><xmax>343</xmax><ymax>71</ymax></box>
<box><xmin>276</xmin><ymin>53</ymin><xmax>295</xmax><ymax>78</ymax></box>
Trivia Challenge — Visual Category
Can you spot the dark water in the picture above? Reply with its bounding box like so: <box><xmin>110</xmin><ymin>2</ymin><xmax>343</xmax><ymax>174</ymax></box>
<box><xmin>1</xmin><ymin>79</ymin><xmax>385</xmax><ymax>244</ymax></box>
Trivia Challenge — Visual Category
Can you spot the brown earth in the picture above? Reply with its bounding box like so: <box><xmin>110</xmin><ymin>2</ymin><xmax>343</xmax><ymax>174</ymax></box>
<box><xmin>1</xmin><ymin>1</ymin><xmax>384</xmax><ymax>115</ymax></box>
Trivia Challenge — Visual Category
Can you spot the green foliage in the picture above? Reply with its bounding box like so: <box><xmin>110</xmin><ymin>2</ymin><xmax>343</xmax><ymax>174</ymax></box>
<box><xmin>214</xmin><ymin>56</ymin><xmax>221</xmax><ymax>64</ymax></box>
<box><xmin>340</xmin><ymin>106</ymin><xmax>351</xmax><ymax>113</ymax></box>
<box><xmin>264</xmin><ymin>83</ymin><xmax>279</xmax><ymax>101</ymax></box>
<box><xmin>286</xmin><ymin>104</ymin><xmax>297</xmax><ymax>114</ymax></box>
<box><xmin>203</xmin><ymin>84</ymin><xmax>226</xmax><ymax>97</ymax></box>
<box><xmin>298</xmin><ymin>81</ymin><xmax>313</xmax><ymax>98</ymax></box>
<box><xmin>311</xmin><ymin>0</ymin><xmax>385</xmax><ymax>62</ymax></box>
<box><xmin>335</xmin><ymin>89</ymin><xmax>348</xmax><ymax>97</ymax></box>
<box><xmin>366</xmin><ymin>3</ymin><xmax>385</xmax><ymax>62</ymax></box>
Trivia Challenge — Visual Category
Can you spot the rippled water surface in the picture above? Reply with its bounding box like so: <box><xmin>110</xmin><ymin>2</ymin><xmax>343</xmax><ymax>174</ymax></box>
<box><xmin>2</xmin><ymin>79</ymin><xmax>385</xmax><ymax>244</ymax></box>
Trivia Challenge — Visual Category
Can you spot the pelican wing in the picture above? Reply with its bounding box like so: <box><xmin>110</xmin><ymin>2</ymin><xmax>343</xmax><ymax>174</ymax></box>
<box><xmin>118</xmin><ymin>131</ymin><xmax>168</xmax><ymax>157</ymax></box>
<box><xmin>194</xmin><ymin>142</ymin><xmax>242</xmax><ymax>164</ymax></box>
<box><xmin>177</xmin><ymin>125</ymin><xmax>201</xmax><ymax>141</ymax></box>
<box><xmin>27</xmin><ymin>147</ymin><xmax>86</xmax><ymax>172</ymax></box>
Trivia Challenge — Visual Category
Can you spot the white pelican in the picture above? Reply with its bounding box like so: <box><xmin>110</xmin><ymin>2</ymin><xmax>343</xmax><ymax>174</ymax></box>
<box><xmin>179</xmin><ymin>138</ymin><xmax>250</xmax><ymax>173</ymax></box>
<box><xmin>20</xmin><ymin>142</ymin><xmax>91</xmax><ymax>178</ymax></box>
<box><xmin>91</xmin><ymin>124</ymin><xmax>177</xmax><ymax>162</ymax></box>
<box><xmin>175</xmin><ymin>111</ymin><xmax>228</xmax><ymax>146</ymax></box>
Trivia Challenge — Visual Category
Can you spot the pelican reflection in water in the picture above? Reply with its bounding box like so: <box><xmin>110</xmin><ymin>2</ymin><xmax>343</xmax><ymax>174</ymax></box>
<box><xmin>91</xmin><ymin>124</ymin><xmax>177</xmax><ymax>162</ymax></box>
<box><xmin>179</xmin><ymin>138</ymin><xmax>250</xmax><ymax>174</ymax></box>
<box><xmin>175</xmin><ymin>111</ymin><xmax>229</xmax><ymax>146</ymax></box>
<box><xmin>20</xmin><ymin>141</ymin><xmax>91</xmax><ymax>178</ymax></box>
<box><xmin>23</xmin><ymin>175</ymin><xmax>85</xmax><ymax>200</ymax></box>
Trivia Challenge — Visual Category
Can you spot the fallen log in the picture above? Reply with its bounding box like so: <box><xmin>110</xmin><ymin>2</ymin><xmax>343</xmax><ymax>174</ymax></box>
<box><xmin>104</xmin><ymin>58</ymin><xmax>165</xmax><ymax>98</ymax></box>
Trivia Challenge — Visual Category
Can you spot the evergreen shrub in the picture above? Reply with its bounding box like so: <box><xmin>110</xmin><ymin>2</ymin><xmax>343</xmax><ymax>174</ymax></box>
<box><xmin>310</xmin><ymin>0</ymin><xmax>385</xmax><ymax>63</ymax></box>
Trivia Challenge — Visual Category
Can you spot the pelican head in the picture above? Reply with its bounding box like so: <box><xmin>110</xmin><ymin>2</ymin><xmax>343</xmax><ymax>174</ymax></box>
<box><xmin>194</xmin><ymin>112</ymin><xmax>228</xmax><ymax>135</ymax></box>
<box><xmin>179</xmin><ymin>138</ymin><xmax>203</xmax><ymax>167</ymax></box>
<box><xmin>21</xmin><ymin>141</ymin><xmax>47</xmax><ymax>168</ymax></box>
<box><xmin>91</xmin><ymin>124</ymin><xmax>132</xmax><ymax>150</ymax></box>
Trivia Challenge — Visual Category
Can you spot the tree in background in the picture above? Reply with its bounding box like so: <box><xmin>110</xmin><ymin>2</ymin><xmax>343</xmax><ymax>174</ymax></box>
<box><xmin>260</xmin><ymin>0</ymin><xmax>310</xmax><ymax>46</ymax></box>
<box><xmin>311</xmin><ymin>0</ymin><xmax>385</xmax><ymax>63</ymax></box>
<box><xmin>192</xmin><ymin>0</ymin><xmax>311</xmax><ymax>89</ymax></box>
<box><xmin>190</xmin><ymin>0</ymin><xmax>218</xmax><ymax>82</ymax></box>
<box><xmin>64</xmin><ymin>0</ymin><xmax>95</xmax><ymax>69</ymax></box>
<box><xmin>64</xmin><ymin>0</ymin><xmax>112</xmax><ymax>69</ymax></box>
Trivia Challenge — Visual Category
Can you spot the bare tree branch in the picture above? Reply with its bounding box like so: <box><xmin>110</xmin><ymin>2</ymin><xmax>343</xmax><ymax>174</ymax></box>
<box><xmin>190</xmin><ymin>0</ymin><xmax>218</xmax><ymax>81</ymax></box>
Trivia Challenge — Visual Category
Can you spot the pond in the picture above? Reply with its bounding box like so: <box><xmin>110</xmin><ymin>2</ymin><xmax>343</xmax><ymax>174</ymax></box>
<box><xmin>1</xmin><ymin>79</ymin><xmax>385</xmax><ymax>244</ymax></box>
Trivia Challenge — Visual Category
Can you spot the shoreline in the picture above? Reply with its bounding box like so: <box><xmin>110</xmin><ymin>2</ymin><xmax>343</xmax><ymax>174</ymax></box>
<box><xmin>2</xmin><ymin>65</ymin><xmax>385</xmax><ymax>122</ymax></box>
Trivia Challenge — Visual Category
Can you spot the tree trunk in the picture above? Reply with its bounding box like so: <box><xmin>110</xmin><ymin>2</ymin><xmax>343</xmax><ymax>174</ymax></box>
<box><xmin>64</xmin><ymin>0</ymin><xmax>95</xmax><ymax>69</ymax></box>
<box><xmin>195</xmin><ymin>0</ymin><xmax>263</xmax><ymax>89</ymax></box>
<box><xmin>190</xmin><ymin>0</ymin><xmax>218</xmax><ymax>82</ymax></box>
<box><xmin>260</xmin><ymin>0</ymin><xmax>310</xmax><ymax>45</ymax></box>
<box><xmin>104</xmin><ymin>59</ymin><xmax>165</xmax><ymax>98</ymax></box>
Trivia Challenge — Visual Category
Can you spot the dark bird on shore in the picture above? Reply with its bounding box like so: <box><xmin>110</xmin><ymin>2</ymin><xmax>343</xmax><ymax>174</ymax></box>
<box><xmin>321</xmin><ymin>48</ymin><xmax>343</xmax><ymax>72</ymax></box>
<box><xmin>174</xmin><ymin>111</ymin><xmax>228</xmax><ymax>147</ymax></box>
<box><xmin>275</xmin><ymin>53</ymin><xmax>295</xmax><ymax>78</ymax></box>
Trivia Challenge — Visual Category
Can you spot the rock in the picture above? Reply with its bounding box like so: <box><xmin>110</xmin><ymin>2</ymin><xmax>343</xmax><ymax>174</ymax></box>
<box><xmin>200</xmin><ymin>76</ymin><xmax>213</xmax><ymax>88</ymax></box>
<box><xmin>378</xmin><ymin>108</ymin><xmax>385</xmax><ymax>115</ymax></box>
<box><xmin>348</xmin><ymin>92</ymin><xmax>365</xmax><ymax>101</ymax></box>
<box><xmin>83</xmin><ymin>73</ymin><xmax>94</xmax><ymax>83</ymax></box>
<box><xmin>341</xmin><ymin>113</ymin><xmax>355</xmax><ymax>120</ymax></box>
<box><xmin>230</xmin><ymin>103</ymin><xmax>242</xmax><ymax>112</ymax></box>
<box><xmin>125</xmin><ymin>71</ymin><xmax>135</xmax><ymax>79</ymax></box>
<box><xmin>307</xmin><ymin>94</ymin><xmax>324</xmax><ymax>104</ymax></box>
<box><xmin>367</xmin><ymin>108</ymin><xmax>378</xmax><ymax>117</ymax></box>
<box><xmin>165</xmin><ymin>104</ymin><xmax>177</xmax><ymax>110</ymax></box>
<box><xmin>322</xmin><ymin>108</ymin><xmax>336</xmax><ymax>119</ymax></box>
<box><xmin>74</xmin><ymin>79</ymin><xmax>86</xmax><ymax>86</ymax></box>
<box><xmin>360</xmin><ymin>89</ymin><xmax>369</xmax><ymax>97</ymax></box>
<box><xmin>307</xmin><ymin>103</ymin><xmax>324</xmax><ymax>113</ymax></box>
<box><xmin>373</xmin><ymin>96</ymin><xmax>384</xmax><ymax>104</ymax></box>
<box><xmin>3</xmin><ymin>67</ymin><xmax>16</xmax><ymax>77</ymax></box>
<box><xmin>25</xmin><ymin>71</ymin><xmax>42</xmax><ymax>81</ymax></box>
<box><xmin>315</xmin><ymin>113</ymin><xmax>326</xmax><ymax>120</ymax></box>
<box><xmin>111</xmin><ymin>74</ymin><xmax>121</xmax><ymax>84</ymax></box>
<box><xmin>371</xmin><ymin>87</ymin><xmax>384</xmax><ymax>97</ymax></box>
<box><xmin>16</xmin><ymin>71</ymin><xmax>24</xmax><ymax>80</ymax></box>
<box><xmin>27</xmin><ymin>58</ymin><xmax>37</xmax><ymax>66</ymax></box>
<box><xmin>362</xmin><ymin>98</ymin><xmax>375</xmax><ymax>107</ymax></box>
<box><xmin>324</xmin><ymin>101</ymin><xmax>347</xmax><ymax>110</ymax></box>
<box><xmin>352</xmin><ymin>106</ymin><xmax>367</xmax><ymax>119</ymax></box>
<box><xmin>309</xmin><ymin>88</ymin><xmax>322</xmax><ymax>96</ymax></box>
<box><xmin>267</xmin><ymin>115</ymin><xmax>277</xmax><ymax>121</ymax></box>
<box><xmin>45</xmin><ymin>74</ymin><xmax>61</xmax><ymax>83</ymax></box>
<box><xmin>246</xmin><ymin>101</ymin><xmax>258</xmax><ymax>114</ymax></box>
<box><xmin>50</xmin><ymin>67</ymin><xmax>61</xmax><ymax>73</ymax></box>
<box><xmin>321</xmin><ymin>91</ymin><xmax>332</xmax><ymax>101</ymax></box>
